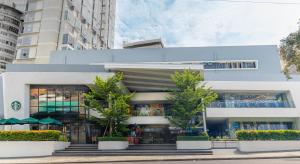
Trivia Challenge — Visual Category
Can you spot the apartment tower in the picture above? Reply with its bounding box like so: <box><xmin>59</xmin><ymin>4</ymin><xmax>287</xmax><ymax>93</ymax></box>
<box><xmin>2</xmin><ymin>0</ymin><xmax>116</xmax><ymax>64</ymax></box>
<box><xmin>0</xmin><ymin>3</ymin><xmax>22</xmax><ymax>72</ymax></box>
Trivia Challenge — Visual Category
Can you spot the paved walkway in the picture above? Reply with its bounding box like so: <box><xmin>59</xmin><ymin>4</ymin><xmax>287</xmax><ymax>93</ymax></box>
<box><xmin>2</xmin><ymin>149</ymin><xmax>300</xmax><ymax>163</ymax></box>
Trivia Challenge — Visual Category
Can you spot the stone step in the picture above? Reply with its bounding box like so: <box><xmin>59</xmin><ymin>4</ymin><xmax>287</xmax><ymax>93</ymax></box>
<box><xmin>70</xmin><ymin>144</ymin><xmax>98</xmax><ymax>147</ymax></box>
<box><xmin>128</xmin><ymin>144</ymin><xmax>176</xmax><ymax>150</ymax></box>
<box><xmin>65</xmin><ymin>148</ymin><xmax>98</xmax><ymax>151</ymax></box>
<box><xmin>53</xmin><ymin>150</ymin><xmax>213</xmax><ymax>156</ymax></box>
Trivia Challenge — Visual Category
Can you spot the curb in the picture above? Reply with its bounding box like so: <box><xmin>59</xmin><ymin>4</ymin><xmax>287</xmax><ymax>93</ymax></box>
<box><xmin>33</xmin><ymin>155</ymin><xmax>300</xmax><ymax>164</ymax></box>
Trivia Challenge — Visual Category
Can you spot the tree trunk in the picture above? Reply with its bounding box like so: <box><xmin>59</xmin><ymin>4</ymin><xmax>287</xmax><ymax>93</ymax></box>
<box><xmin>109</xmin><ymin>120</ymin><xmax>112</xmax><ymax>137</ymax></box>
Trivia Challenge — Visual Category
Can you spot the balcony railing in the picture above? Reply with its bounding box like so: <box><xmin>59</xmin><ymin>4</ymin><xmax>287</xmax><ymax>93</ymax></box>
<box><xmin>208</xmin><ymin>100</ymin><xmax>292</xmax><ymax>108</ymax></box>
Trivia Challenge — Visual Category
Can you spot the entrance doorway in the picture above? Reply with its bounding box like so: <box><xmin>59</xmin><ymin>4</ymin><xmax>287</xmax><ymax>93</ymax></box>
<box><xmin>129</xmin><ymin>125</ymin><xmax>176</xmax><ymax>144</ymax></box>
<box><xmin>207</xmin><ymin>120</ymin><xmax>228</xmax><ymax>137</ymax></box>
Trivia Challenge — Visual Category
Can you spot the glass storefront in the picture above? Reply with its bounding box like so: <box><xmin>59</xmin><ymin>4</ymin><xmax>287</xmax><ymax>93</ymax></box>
<box><xmin>128</xmin><ymin>125</ymin><xmax>176</xmax><ymax>144</ymax></box>
<box><xmin>30</xmin><ymin>85</ymin><xmax>87</xmax><ymax>114</ymax></box>
<box><xmin>209</xmin><ymin>91</ymin><xmax>295</xmax><ymax>108</ymax></box>
<box><xmin>231</xmin><ymin>121</ymin><xmax>293</xmax><ymax>131</ymax></box>
<box><xmin>30</xmin><ymin>85</ymin><xmax>101</xmax><ymax>144</ymax></box>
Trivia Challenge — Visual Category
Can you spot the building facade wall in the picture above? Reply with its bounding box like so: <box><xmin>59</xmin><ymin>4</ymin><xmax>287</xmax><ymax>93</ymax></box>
<box><xmin>50</xmin><ymin>45</ymin><xmax>285</xmax><ymax>81</ymax></box>
<box><xmin>9</xmin><ymin>0</ymin><xmax>116</xmax><ymax>64</ymax></box>
<box><xmin>0</xmin><ymin>3</ymin><xmax>22</xmax><ymax>72</ymax></box>
<box><xmin>2</xmin><ymin>71</ymin><xmax>113</xmax><ymax>130</ymax></box>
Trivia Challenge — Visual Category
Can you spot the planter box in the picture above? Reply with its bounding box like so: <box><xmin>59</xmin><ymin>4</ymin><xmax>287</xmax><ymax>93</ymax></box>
<box><xmin>0</xmin><ymin>141</ymin><xmax>70</xmax><ymax>158</ymax></box>
<box><xmin>238</xmin><ymin>141</ymin><xmax>300</xmax><ymax>153</ymax></box>
<box><xmin>212</xmin><ymin>141</ymin><xmax>237</xmax><ymax>148</ymax></box>
<box><xmin>98</xmin><ymin>141</ymin><xmax>129</xmax><ymax>150</ymax></box>
<box><xmin>55</xmin><ymin>141</ymin><xmax>71</xmax><ymax>150</ymax></box>
<box><xmin>176</xmin><ymin>141</ymin><xmax>212</xmax><ymax>150</ymax></box>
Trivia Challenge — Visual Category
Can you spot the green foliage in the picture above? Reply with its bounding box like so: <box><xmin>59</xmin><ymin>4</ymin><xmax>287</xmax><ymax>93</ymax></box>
<box><xmin>97</xmin><ymin>136</ymin><xmax>128</xmax><ymax>141</ymax></box>
<box><xmin>177</xmin><ymin>133</ymin><xmax>209</xmax><ymax>141</ymax></box>
<box><xmin>236</xmin><ymin>130</ymin><xmax>300</xmax><ymax>140</ymax></box>
<box><xmin>58</xmin><ymin>135</ymin><xmax>68</xmax><ymax>142</ymax></box>
<box><xmin>280</xmin><ymin>26</ymin><xmax>300</xmax><ymax>78</ymax></box>
<box><xmin>85</xmin><ymin>72</ymin><xmax>133</xmax><ymax>137</ymax></box>
<box><xmin>0</xmin><ymin>130</ymin><xmax>61</xmax><ymax>141</ymax></box>
<box><xmin>168</xmin><ymin>70</ymin><xmax>217</xmax><ymax>131</ymax></box>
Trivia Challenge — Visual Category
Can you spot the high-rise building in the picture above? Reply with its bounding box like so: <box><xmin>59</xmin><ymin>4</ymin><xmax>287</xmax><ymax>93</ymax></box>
<box><xmin>2</xmin><ymin>0</ymin><xmax>116</xmax><ymax>64</ymax></box>
<box><xmin>0</xmin><ymin>3</ymin><xmax>22</xmax><ymax>72</ymax></box>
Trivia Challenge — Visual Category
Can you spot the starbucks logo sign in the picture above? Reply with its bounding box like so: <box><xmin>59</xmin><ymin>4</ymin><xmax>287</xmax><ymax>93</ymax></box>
<box><xmin>11</xmin><ymin>101</ymin><xmax>21</xmax><ymax>111</ymax></box>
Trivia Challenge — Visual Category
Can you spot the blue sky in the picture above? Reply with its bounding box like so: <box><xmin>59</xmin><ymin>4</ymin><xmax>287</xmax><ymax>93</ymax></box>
<box><xmin>114</xmin><ymin>0</ymin><xmax>300</xmax><ymax>48</ymax></box>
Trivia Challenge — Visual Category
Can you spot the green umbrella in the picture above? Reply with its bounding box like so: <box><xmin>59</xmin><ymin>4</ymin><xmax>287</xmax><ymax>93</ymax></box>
<box><xmin>0</xmin><ymin>119</ymin><xmax>6</xmax><ymax>125</ymax></box>
<box><xmin>1</xmin><ymin>118</ymin><xmax>23</xmax><ymax>130</ymax></box>
<box><xmin>21</xmin><ymin>117</ymin><xmax>40</xmax><ymax>124</ymax></box>
<box><xmin>2</xmin><ymin>118</ymin><xmax>23</xmax><ymax>125</ymax></box>
<box><xmin>39</xmin><ymin>117</ymin><xmax>62</xmax><ymax>125</ymax></box>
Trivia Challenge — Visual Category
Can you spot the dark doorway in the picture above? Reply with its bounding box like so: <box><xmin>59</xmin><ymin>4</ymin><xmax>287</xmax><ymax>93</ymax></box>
<box><xmin>207</xmin><ymin>120</ymin><xmax>228</xmax><ymax>137</ymax></box>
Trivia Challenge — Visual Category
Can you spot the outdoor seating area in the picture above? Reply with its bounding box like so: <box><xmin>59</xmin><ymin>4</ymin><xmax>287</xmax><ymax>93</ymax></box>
<box><xmin>0</xmin><ymin>117</ymin><xmax>63</xmax><ymax>130</ymax></box>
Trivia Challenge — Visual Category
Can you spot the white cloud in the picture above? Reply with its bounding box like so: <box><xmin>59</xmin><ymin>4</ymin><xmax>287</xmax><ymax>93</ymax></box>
<box><xmin>114</xmin><ymin>0</ymin><xmax>300</xmax><ymax>48</ymax></box>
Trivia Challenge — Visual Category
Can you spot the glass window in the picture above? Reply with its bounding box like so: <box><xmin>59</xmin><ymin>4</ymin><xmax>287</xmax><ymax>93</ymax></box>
<box><xmin>231</xmin><ymin>122</ymin><xmax>240</xmax><ymax>130</ymax></box>
<box><xmin>209</xmin><ymin>91</ymin><xmax>295</xmax><ymax>108</ymax></box>
<box><xmin>30</xmin><ymin>85</ymin><xmax>88</xmax><ymax>114</ymax></box>
<box><xmin>243</xmin><ymin>122</ymin><xmax>255</xmax><ymax>130</ymax></box>
<box><xmin>30</xmin><ymin>88</ymin><xmax>38</xmax><ymax>107</ymax></box>
<box><xmin>282</xmin><ymin>122</ymin><xmax>293</xmax><ymax>130</ymax></box>
<box><xmin>270</xmin><ymin>122</ymin><xmax>281</xmax><ymax>130</ymax></box>
<box><xmin>257</xmin><ymin>122</ymin><xmax>269</xmax><ymax>130</ymax></box>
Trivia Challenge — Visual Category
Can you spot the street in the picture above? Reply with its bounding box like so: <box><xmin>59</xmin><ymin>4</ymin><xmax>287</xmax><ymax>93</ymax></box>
<box><xmin>105</xmin><ymin>158</ymin><xmax>300</xmax><ymax>164</ymax></box>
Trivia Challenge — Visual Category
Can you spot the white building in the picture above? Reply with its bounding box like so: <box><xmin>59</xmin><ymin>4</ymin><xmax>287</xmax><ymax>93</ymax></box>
<box><xmin>0</xmin><ymin>45</ymin><xmax>298</xmax><ymax>144</ymax></box>
<box><xmin>1</xmin><ymin>0</ymin><xmax>116</xmax><ymax>64</ymax></box>
<box><xmin>0</xmin><ymin>3</ymin><xmax>22</xmax><ymax>72</ymax></box>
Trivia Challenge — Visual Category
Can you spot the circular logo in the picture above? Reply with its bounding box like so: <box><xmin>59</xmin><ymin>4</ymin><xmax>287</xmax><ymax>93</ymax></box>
<box><xmin>11</xmin><ymin>101</ymin><xmax>21</xmax><ymax>111</ymax></box>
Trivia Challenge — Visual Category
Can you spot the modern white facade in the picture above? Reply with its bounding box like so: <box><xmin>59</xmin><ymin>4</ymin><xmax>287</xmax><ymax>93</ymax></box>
<box><xmin>0</xmin><ymin>3</ymin><xmax>22</xmax><ymax>72</ymax></box>
<box><xmin>1</xmin><ymin>0</ymin><xmax>116</xmax><ymax>64</ymax></box>
<box><xmin>0</xmin><ymin>45</ymin><xmax>298</xmax><ymax>143</ymax></box>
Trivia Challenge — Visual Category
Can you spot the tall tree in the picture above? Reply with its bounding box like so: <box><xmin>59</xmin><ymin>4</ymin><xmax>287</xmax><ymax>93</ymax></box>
<box><xmin>84</xmin><ymin>73</ymin><xmax>133</xmax><ymax>137</ymax></box>
<box><xmin>280</xmin><ymin>24</ymin><xmax>300</xmax><ymax>78</ymax></box>
<box><xmin>168</xmin><ymin>70</ymin><xmax>217</xmax><ymax>134</ymax></box>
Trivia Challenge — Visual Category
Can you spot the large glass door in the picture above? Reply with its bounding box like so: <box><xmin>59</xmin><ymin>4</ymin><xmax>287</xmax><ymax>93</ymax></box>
<box><xmin>129</xmin><ymin>125</ymin><xmax>176</xmax><ymax>144</ymax></box>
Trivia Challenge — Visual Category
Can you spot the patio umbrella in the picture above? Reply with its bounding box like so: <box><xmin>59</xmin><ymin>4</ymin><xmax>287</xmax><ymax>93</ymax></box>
<box><xmin>0</xmin><ymin>119</ymin><xmax>6</xmax><ymax>125</ymax></box>
<box><xmin>39</xmin><ymin>117</ymin><xmax>62</xmax><ymax>130</ymax></box>
<box><xmin>21</xmin><ymin>117</ymin><xmax>40</xmax><ymax>124</ymax></box>
<box><xmin>40</xmin><ymin>117</ymin><xmax>62</xmax><ymax>125</ymax></box>
<box><xmin>1</xmin><ymin>118</ymin><xmax>23</xmax><ymax>130</ymax></box>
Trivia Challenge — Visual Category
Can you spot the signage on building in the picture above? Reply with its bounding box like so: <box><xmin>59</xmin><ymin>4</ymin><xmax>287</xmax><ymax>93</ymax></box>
<box><xmin>11</xmin><ymin>101</ymin><xmax>21</xmax><ymax>111</ymax></box>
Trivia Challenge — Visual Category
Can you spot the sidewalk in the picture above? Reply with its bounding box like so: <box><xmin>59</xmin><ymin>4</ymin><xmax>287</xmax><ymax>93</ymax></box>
<box><xmin>1</xmin><ymin>149</ymin><xmax>300</xmax><ymax>163</ymax></box>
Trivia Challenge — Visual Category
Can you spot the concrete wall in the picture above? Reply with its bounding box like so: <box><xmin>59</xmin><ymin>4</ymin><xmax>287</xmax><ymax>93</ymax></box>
<box><xmin>50</xmin><ymin>45</ymin><xmax>285</xmax><ymax>81</ymax></box>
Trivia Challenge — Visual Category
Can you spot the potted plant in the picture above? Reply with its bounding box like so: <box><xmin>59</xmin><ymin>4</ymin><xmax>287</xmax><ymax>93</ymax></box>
<box><xmin>168</xmin><ymin>70</ymin><xmax>217</xmax><ymax>149</ymax></box>
<box><xmin>85</xmin><ymin>73</ymin><xmax>133</xmax><ymax>150</ymax></box>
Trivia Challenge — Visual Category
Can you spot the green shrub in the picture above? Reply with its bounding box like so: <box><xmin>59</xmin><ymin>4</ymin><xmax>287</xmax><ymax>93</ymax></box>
<box><xmin>236</xmin><ymin>130</ymin><xmax>300</xmax><ymax>140</ymax></box>
<box><xmin>0</xmin><ymin>130</ymin><xmax>61</xmax><ymax>141</ymax></box>
<box><xmin>58</xmin><ymin>135</ymin><xmax>68</xmax><ymax>142</ymax></box>
<box><xmin>177</xmin><ymin>132</ymin><xmax>209</xmax><ymax>141</ymax></box>
<box><xmin>97</xmin><ymin>136</ymin><xmax>128</xmax><ymax>141</ymax></box>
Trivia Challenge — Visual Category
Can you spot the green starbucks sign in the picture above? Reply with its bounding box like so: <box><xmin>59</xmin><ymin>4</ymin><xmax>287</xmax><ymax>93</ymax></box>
<box><xmin>11</xmin><ymin>101</ymin><xmax>21</xmax><ymax>111</ymax></box>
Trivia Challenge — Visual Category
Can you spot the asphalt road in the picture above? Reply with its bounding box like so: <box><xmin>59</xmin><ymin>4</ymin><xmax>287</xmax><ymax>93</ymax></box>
<box><xmin>103</xmin><ymin>158</ymin><xmax>300</xmax><ymax>164</ymax></box>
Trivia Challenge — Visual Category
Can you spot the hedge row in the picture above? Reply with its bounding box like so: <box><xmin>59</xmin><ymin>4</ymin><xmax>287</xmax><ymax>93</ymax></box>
<box><xmin>0</xmin><ymin>130</ymin><xmax>61</xmax><ymax>141</ymax></box>
<box><xmin>177</xmin><ymin>133</ymin><xmax>209</xmax><ymax>141</ymax></box>
<box><xmin>98</xmin><ymin>137</ymin><xmax>128</xmax><ymax>141</ymax></box>
<box><xmin>236</xmin><ymin>130</ymin><xmax>300</xmax><ymax>140</ymax></box>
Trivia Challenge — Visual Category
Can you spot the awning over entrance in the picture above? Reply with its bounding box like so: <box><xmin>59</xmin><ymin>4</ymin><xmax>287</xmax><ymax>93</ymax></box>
<box><xmin>103</xmin><ymin>63</ymin><xmax>203</xmax><ymax>92</ymax></box>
